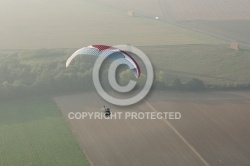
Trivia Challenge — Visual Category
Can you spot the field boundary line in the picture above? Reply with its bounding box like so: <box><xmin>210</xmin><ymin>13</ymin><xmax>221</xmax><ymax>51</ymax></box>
<box><xmin>145</xmin><ymin>101</ymin><xmax>210</xmax><ymax>166</ymax></box>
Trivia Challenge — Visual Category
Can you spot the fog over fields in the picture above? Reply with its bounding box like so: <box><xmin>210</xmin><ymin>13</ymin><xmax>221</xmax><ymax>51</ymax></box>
<box><xmin>96</xmin><ymin>0</ymin><xmax>250</xmax><ymax>20</ymax></box>
<box><xmin>3</xmin><ymin>0</ymin><xmax>250</xmax><ymax>49</ymax></box>
<box><xmin>1</xmin><ymin>1</ymin><xmax>250</xmax><ymax>166</ymax></box>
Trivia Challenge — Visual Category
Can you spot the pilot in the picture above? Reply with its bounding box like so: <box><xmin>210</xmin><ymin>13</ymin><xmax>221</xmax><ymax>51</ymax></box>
<box><xmin>105</xmin><ymin>107</ymin><xmax>111</xmax><ymax>117</ymax></box>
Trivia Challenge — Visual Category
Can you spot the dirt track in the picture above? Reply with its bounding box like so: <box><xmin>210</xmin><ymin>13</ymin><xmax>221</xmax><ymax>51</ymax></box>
<box><xmin>54</xmin><ymin>91</ymin><xmax>250</xmax><ymax>166</ymax></box>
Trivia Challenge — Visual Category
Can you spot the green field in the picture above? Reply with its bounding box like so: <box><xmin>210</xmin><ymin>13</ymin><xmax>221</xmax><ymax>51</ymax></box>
<box><xmin>0</xmin><ymin>97</ymin><xmax>89</xmax><ymax>166</ymax></box>
<box><xmin>143</xmin><ymin>45</ymin><xmax>250</xmax><ymax>84</ymax></box>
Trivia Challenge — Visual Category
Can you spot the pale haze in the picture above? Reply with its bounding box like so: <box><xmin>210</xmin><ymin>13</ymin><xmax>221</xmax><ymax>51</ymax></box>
<box><xmin>1</xmin><ymin>0</ymin><xmax>250</xmax><ymax>49</ymax></box>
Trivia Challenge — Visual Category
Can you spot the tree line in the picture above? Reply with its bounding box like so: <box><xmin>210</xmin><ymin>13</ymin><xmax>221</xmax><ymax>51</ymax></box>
<box><xmin>0</xmin><ymin>50</ymin><xmax>250</xmax><ymax>101</ymax></box>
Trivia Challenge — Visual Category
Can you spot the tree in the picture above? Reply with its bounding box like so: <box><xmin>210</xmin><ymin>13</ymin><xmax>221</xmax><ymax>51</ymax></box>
<box><xmin>171</xmin><ymin>78</ymin><xmax>183</xmax><ymax>90</ymax></box>
<box><xmin>184</xmin><ymin>78</ymin><xmax>205</xmax><ymax>91</ymax></box>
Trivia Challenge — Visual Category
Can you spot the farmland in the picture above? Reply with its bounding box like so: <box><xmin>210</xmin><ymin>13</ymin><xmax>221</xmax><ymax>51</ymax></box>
<box><xmin>180</xmin><ymin>20</ymin><xmax>250</xmax><ymax>48</ymax></box>
<box><xmin>96</xmin><ymin>0</ymin><xmax>250</xmax><ymax>21</ymax></box>
<box><xmin>94</xmin><ymin>0</ymin><xmax>250</xmax><ymax>50</ymax></box>
<box><xmin>0</xmin><ymin>97</ymin><xmax>89</xmax><ymax>166</ymax></box>
<box><xmin>143</xmin><ymin>45</ymin><xmax>250</xmax><ymax>84</ymax></box>
<box><xmin>0</xmin><ymin>0</ymin><xmax>224</xmax><ymax>49</ymax></box>
<box><xmin>54</xmin><ymin>91</ymin><xmax>250</xmax><ymax>166</ymax></box>
<box><xmin>1</xmin><ymin>0</ymin><xmax>250</xmax><ymax>165</ymax></box>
